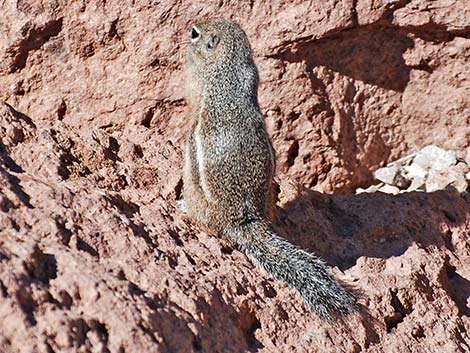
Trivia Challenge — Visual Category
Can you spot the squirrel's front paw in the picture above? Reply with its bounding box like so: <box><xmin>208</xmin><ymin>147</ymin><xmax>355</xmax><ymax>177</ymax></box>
<box><xmin>175</xmin><ymin>199</ymin><xmax>188</xmax><ymax>214</ymax></box>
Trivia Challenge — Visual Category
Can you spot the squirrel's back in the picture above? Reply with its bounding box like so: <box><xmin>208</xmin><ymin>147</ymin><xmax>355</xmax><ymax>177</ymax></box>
<box><xmin>182</xmin><ymin>19</ymin><xmax>356</xmax><ymax>320</ymax></box>
<box><xmin>184</xmin><ymin>19</ymin><xmax>275</xmax><ymax>234</ymax></box>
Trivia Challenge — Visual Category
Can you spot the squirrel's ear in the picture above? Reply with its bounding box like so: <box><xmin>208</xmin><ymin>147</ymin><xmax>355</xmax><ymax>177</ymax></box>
<box><xmin>207</xmin><ymin>35</ymin><xmax>220</xmax><ymax>50</ymax></box>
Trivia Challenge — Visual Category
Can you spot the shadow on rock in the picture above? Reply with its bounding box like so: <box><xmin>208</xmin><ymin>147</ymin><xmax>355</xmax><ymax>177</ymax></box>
<box><xmin>275</xmin><ymin>185</ymin><xmax>470</xmax><ymax>270</ymax></box>
<box><xmin>272</xmin><ymin>184</ymin><xmax>470</xmax><ymax>337</ymax></box>
<box><xmin>131</xmin><ymin>281</ymin><xmax>262</xmax><ymax>353</ymax></box>
<box><xmin>0</xmin><ymin>146</ymin><xmax>33</xmax><ymax>209</ymax></box>
<box><xmin>271</xmin><ymin>22</ymin><xmax>414</xmax><ymax>92</ymax></box>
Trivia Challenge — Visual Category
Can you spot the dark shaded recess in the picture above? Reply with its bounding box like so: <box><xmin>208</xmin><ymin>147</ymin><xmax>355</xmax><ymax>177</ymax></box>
<box><xmin>0</xmin><ymin>250</ymin><xmax>10</xmax><ymax>261</ymax></box>
<box><xmin>445</xmin><ymin>263</ymin><xmax>470</xmax><ymax>317</ymax></box>
<box><xmin>141</xmin><ymin>99</ymin><xmax>186</xmax><ymax>130</ymax></box>
<box><xmin>443</xmin><ymin>209</ymin><xmax>458</xmax><ymax>223</ymax></box>
<box><xmin>44</xmin><ymin>341</ymin><xmax>54</xmax><ymax>353</ymax></box>
<box><xmin>239</xmin><ymin>306</ymin><xmax>262</xmax><ymax>349</ymax></box>
<box><xmin>48</xmin><ymin>129</ymin><xmax>91</xmax><ymax>180</ymax></box>
<box><xmin>15</xmin><ymin>256</ymin><xmax>60</xmax><ymax>327</ymax></box>
<box><xmin>385</xmin><ymin>288</ymin><xmax>411</xmax><ymax>332</ymax></box>
<box><xmin>220</xmin><ymin>242</ymin><xmax>234</xmax><ymax>254</ymax></box>
<box><xmin>0</xmin><ymin>151</ymin><xmax>33</xmax><ymax>209</ymax></box>
<box><xmin>3</xmin><ymin>102</ymin><xmax>36</xmax><ymax>128</ymax></box>
<box><xmin>89</xmin><ymin>319</ymin><xmax>110</xmax><ymax>350</ymax></box>
<box><xmin>117</xmin><ymin>269</ymin><xmax>126</xmax><ymax>280</ymax></box>
<box><xmin>403</xmin><ymin>22</ymin><xmax>470</xmax><ymax>43</ymax></box>
<box><xmin>167</xmin><ymin>227</ymin><xmax>183</xmax><ymax>247</ymax></box>
<box><xmin>69</xmin><ymin>318</ymin><xmax>89</xmax><ymax>347</ymax></box>
<box><xmin>141</xmin><ymin>107</ymin><xmax>155</xmax><ymax>128</ymax></box>
<box><xmin>0</xmin><ymin>104</ymin><xmax>36</xmax><ymax>208</ymax></box>
<box><xmin>23</xmin><ymin>245</ymin><xmax>57</xmax><ymax>285</ymax></box>
<box><xmin>185</xmin><ymin>252</ymin><xmax>196</xmax><ymax>265</ymax></box>
<box><xmin>76</xmin><ymin>236</ymin><xmax>99</xmax><ymax>257</ymax></box>
<box><xmin>174</xmin><ymin>177</ymin><xmax>184</xmax><ymax>200</ymax></box>
<box><xmin>105</xmin><ymin>193</ymin><xmax>159</xmax><ymax>250</ymax></box>
<box><xmin>69</xmin><ymin>318</ymin><xmax>110</xmax><ymax>353</ymax></box>
<box><xmin>10</xmin><ymin>18</ymin><xmax>63</xmax><ymax>73</ymax></box>
<box><xmin>442</xmin><ymin>230</ymin><xmax>454</xmax><ymax>252</ymax></box>
<box><xmin>128</xmin><ymin>282</ymin><xmax>146</xmax><ymax>296</ymax></box>
<box><xmin>57</xmin><ymin>99</ymin><xmax>67</xmax><ymax>120</ymax></box>
<box><xmin>138</xmin><ymin>322</ymin><xmax>158</xmax><ymax>343</ymax></box>
<box><xmin>167</xmin><ymin>255</ymin><xmax>178</xmax><ymax>269</ymax></box>
<box><xmin>0</xmin><ymin>280</ymin><xmax>7</xmax><ymax>297</ymax></box>
<box><xmin>104</xmin><ymin>136</ymin><xmax>121</xmax><ymax>162</ymax></box>
<box><xmin>54</xmin><ymin>216</ymin><xmax>73</xmax><ymax>246</ymax></box>
<box><xmin>58</xmin><ymin>290</ymin><xmax>73</xmax><ymax>309</ymax></box>
<box><xmin>108</xmin><ymin>18</ymin><xmax>120</xmax><ymax>40</ymax></box>
<box><xmin>68</xmin><ymin>318</ymin><xmax>114</xmax><ymax>352</ymax></box>
<box><xmin>286</xmin><ymin>140</ymin><xmax>299</xmax><ymax>167</ymax></box>
<box><xmin>262</xmin><ymin>281</ymin><xmax>277</xmax><ymax>298</ymax></box>
<box><xmin>411</xmin><ymin>325</ymin><xmax>425</xmax><ymax>339</ymax></box>
<box><xmin>16</xmin><ymin>282</ymin><xmax>38</xmax><ymax>326</ymax></box>
<box><xmin>0</xmin><ymin>142</ymin><xmax>23</xmax><ymax>173</ymax></box>
<box><xmin>192</xmin><ymin>335</ymin><xmax>203</xmax><ymax>351</ymax></box>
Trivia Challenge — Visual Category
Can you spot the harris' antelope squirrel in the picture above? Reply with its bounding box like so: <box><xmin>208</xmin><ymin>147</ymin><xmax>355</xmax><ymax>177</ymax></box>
<box><xmin>181</xmin><ymin>19</ymin><xmax>356</xmax><ymax>320</ymax></box>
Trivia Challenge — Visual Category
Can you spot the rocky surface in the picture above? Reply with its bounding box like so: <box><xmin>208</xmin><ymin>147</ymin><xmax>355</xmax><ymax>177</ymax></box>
<box><xmin>357</xmin><ymin>145</ymin><xmax>470</xmax><ymax>195</ymax></box>
<box><xmin>0</xmin><ymin>1</ymin><xmax>469</xmax><ymax>352</ymax></box>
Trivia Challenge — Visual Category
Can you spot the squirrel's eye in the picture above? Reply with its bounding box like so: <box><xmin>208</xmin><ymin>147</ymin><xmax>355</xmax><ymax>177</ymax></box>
<box><xmin>190</xmin><ymin>26</ymin><xmax>200</xmax><ymax>41</ymax></box>
<box><xmin>207</xmin><ymin>35</ymin><xmax>219</xmax><ymax>50</ymax></box>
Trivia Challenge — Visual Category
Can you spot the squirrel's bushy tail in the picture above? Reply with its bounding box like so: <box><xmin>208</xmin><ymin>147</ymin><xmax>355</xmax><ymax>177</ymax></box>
<box><xmin>224</xmin><ymin>220</ymin><xmax>356</xmax><ymax>321</ymax></box>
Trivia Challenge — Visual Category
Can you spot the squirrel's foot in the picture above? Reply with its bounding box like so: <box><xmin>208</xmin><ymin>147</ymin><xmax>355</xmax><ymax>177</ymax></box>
<box><xmin>175</xmin><ymin>199</ymin><xmax>188</xmax><ymax>214</ymax></box>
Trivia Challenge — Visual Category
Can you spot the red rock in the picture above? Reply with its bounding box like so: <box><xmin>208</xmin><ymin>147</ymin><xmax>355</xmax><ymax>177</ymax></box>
<box><xmin>0</xmin><ymin>1</ymin><xmax>469</xmax><ymax>352</ymax></box>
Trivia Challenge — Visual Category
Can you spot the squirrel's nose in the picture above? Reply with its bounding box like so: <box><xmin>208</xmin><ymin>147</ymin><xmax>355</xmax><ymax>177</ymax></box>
<box><xmin>190</xmin><ymin>26</ymin><xmax>200</xmax><ymax>42</ymax></box>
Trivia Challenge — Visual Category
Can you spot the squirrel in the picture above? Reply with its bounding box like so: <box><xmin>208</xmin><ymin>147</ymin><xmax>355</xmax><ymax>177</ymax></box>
<box><xmin>180</xmin><ymin>19</ymin><xmax>356</xmax><ymax>321</ymax></box>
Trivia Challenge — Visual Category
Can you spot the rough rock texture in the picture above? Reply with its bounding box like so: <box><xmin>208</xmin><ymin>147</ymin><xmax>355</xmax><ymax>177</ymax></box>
<box><xmin>0</xmin><ymin>1</ymin><xmax>469</xmax><ymax>352</ymax></box>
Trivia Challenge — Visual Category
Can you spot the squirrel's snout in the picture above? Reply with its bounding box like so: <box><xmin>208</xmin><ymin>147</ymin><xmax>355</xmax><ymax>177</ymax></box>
<box><xmin>190</xmin><ymin>26</ymin><xmax>200</xmax><ymax>43</ymax></box>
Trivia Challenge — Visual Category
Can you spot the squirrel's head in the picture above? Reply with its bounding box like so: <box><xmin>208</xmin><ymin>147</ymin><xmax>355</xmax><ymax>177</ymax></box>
<box><xmin>187</xmin><ymin>19</ymin><xmax>253</xmax><ymax>68</ymax></box>
<box><xmin>185</xmin><ymin>19</ymin><xmax>259</xmax><ymax>105</ymax></box>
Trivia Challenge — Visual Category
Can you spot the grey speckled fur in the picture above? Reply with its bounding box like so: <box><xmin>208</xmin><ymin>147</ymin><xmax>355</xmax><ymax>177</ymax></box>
<box><xmin>182</xmin><ymin>19</ymin><xmax>356</xmax><ymax>321</ymax></box>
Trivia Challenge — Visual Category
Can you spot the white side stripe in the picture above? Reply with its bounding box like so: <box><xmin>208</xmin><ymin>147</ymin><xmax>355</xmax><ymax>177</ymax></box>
<box><xmin>194</xmin><ymin>130</ymin><xmax>213</xmax><ymax>202</ymax></box>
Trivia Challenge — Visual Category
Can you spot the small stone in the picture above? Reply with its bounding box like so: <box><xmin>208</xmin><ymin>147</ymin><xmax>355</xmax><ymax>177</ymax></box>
<box><xmin>387</xmin><ymin>152</ymin><xmax>416</xmax><ymax>167</ymax></box>
<box><xmin>10</xmin><ymin>80</ymin><xmax>25</xmax><ymax>95</ymax></box>
<box><xmin>402</xmin><ymin>163</ymin><xmax>427</xmax><ymax>191</ymax></box>
<box><xmin>426</xmin><ymin>168</ymin><xmax>453</xmax><ymax>192</ymax></box>
<box><xmin>451</xmin><ymin>175</ymin><xmax>469</xmax><ymax>193</ymax></box>
<box><xmin>378</xmin><ymin>184</ymin><xmax>400</xmax><ymax>195</ymax></box>
<box><xmin>375</xmin><ymin>165</ymin><xmax>399</xmax><ymax>185</ymax></box>
<box><xmin>393</xmin><ymin>171</ymin><xmax>412</xmax><ymax>189</ymax></box>
<box><xmin>175</xmin><ymin>199</ymin><xmax>187</xmax><ymax>213</ymax></box>
<box><xmin>412</xmin><ymin>154</ymin><xmax>431</xmax><ymax>170</ymax></box>
<box><xmin>356</xmin><ymin>183</ymin><xmax>384</xmax><ymax>194</ymax></box>
<box><xmin>425</xmin><ymin>162</ymin><xmax>469</xmax><ymax>193</ymax></box>
<box><xmin>403</xmin><ymin>163</ymin><xmax>427</xmax><ymax>179</ymax></box>
<box><xmin>450</xmin><ymin>163</ymin><xmax>470</xmax><ymax>193</ymax></box>
<box><xmin>407</xmin><ymin>177</ymin><xmax>426</xmax><ymax>192</ymax></box>
<box><xmin>465</xmin><ymin>147</ymin><xmax>470</xmax><ymax>166</ymax></box>
<box><xmin>426</xmin><ymin>157</ymin><xmax>468</xmax><ymax>193</ymax></box>
<box><xmin>413</xmin><ymin>145</ymin><xmax>457</xmax><ymax>171</ymax></box>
